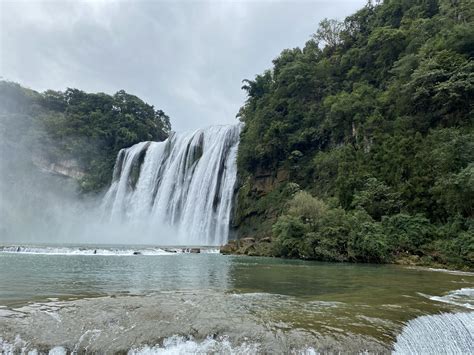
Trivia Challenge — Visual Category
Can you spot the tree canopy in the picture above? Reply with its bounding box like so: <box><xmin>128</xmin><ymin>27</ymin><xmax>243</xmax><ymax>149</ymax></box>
<box><xmin>0</xmin><ymin>81</ymin><xmax>171</xmax><ymax>192</ymax></box>
<box><xmin>235</xmin><ymin>0</ymin><xmax>473</xmax><ymax>269</ymax></box>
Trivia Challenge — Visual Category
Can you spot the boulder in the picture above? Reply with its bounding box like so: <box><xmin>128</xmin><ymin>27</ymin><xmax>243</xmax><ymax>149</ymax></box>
<box><xmin>220</xmin><ymin>243</ymin><xmax>237</xmax><ymax>255</ymax></box>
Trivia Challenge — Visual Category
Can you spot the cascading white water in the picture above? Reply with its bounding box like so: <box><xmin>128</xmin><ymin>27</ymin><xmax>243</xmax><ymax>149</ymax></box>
<box><xmin>393</xmin><ymin>312</ymin><xmax>474</xmax><ymax>354</ymax></box>
<box><xmin>102</xmin><ymin>124</ymin><xmax>240</xmax><ymax>246</ymax></box>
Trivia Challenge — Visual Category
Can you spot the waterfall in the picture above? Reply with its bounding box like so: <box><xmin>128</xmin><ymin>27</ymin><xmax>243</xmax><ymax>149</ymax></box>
<box><xmin>393</xmin><ymin>312</ymin><xmax>474</xmax><ymax>354</ymax></box>
<box><xmin>102</xmin><ymin>124</ymin><xmax>240</xmax><ymax>246</ymax></box>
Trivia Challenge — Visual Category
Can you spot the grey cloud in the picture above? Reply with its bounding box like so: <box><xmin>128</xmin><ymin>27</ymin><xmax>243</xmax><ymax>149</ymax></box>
<box><xmin>1</xmin><ymin>0</ymin><xmax>365</xmax><ymax>131</ymax></box>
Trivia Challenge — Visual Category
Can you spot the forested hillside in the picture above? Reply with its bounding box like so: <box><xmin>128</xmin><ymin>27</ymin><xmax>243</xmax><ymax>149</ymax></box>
<box><xmin>233</xmin><ymin>0</ymin><xmax>473</xmax><ymax>269</ymax></box>
<box><xmin>0</xmin><ymin>81</ymin><xmax>170</xmax><ymax>192</ymax></box>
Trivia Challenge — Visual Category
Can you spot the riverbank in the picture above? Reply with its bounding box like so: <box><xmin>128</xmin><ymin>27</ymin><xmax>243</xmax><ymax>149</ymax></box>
<box><xmin>220</xmin><ymin>238</ymin><xmax>474</xmax><ymax>272</ymax></box>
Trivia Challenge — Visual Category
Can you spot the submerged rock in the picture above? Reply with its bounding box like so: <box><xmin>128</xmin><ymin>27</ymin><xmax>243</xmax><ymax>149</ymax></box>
<box><xmin>0</xmin><ymin>291</ymin><xmax>391</xmax><ymax>354</ymax></box>
<box><xmin>181</xmin><ymin>248</ymin><xmax>201</xmax><ymax>253</ymax></box>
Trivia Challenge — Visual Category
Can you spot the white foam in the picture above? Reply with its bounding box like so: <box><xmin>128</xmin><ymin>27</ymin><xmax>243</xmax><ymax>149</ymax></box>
<box><xmin>427</xmin><ymin>268</ymin><xmax>474</xmax><ymax>276</ymax></box>
<box><xmin>0</xmin><ymin>246</ymin><xmax>220</xmax><ymax>256</ymax></box>
<box><xmin>129</xmin><ymin>335</ymin><xmax>260</xmax><ymax>354</ymax></box>
<box><xmin>129</xmin><ymin>336</ymin><xmax>318</xmax><ymax>355</ymax></box>
<box><xmin>48</xmin><ymin>347</ymin><xmax>67</xmax><ymax>355</ymax></box>
<box><xmin>0</xmin><ymin>335</ymin><xmax>29</xmax><ymax>354</ymax></box>
<box><xmin>0</xmin><ymin>337</ymin><xmax>15</xmax><ymax>354</ymax></box>
<box><xmin>407</xmin><ymin>267</ymin><xmax>474</xmax><ymax>276</ymax></box>
<box><xmin>1</xmin><ymin>335</ymin><xmax>318</xmax><ymax>354</ymax></box>
<box><xmin>428</xmin><ymin>288</ymin><xmax>474</xmax><ymax>310</ymax></box>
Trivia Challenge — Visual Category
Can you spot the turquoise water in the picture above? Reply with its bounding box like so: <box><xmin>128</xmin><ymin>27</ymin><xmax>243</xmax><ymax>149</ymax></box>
<box><xmin>1</xmin><ymin>247</ymin><xmax>472</xmax><ymax>311</ymax></box>
<box><xmin>0</xmin><ymin>249</ymin><xmax>231</xmax><ymax>304</ymax></box>
<box><xmin>0</xmin><ymin>246</ymin><xmax>473</xmax><ymax>352</ymax></box>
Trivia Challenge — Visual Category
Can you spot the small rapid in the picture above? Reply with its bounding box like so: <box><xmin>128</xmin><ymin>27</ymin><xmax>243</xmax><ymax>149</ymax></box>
<box><xmin>393</xmin><ymin>312</ymin><xmax>474</xmax><ymax>354</ymax></box>
<box><xmin>0</xmin><ymin>245</ymin><xmax>219</xmax><ymax>256</ymax></box>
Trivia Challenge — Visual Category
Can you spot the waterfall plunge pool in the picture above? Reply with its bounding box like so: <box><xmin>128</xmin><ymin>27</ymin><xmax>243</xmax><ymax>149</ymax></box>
<box><xmin>0</xmin><ymin>248</ymin><xmax>473</xmax><ymax>353</ymax></box>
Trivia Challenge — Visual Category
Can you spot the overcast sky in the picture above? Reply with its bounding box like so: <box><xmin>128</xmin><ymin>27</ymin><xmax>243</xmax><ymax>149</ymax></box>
<box><xmin>1</xmin><ymin>0</ymin><xmax>365</xmax><ymax>131</ymax></box>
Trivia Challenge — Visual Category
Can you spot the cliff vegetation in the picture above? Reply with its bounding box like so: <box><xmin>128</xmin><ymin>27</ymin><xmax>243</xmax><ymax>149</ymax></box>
<box><xmin>234</xmin><ymin>0</ymin><xmax>473</xmax><ymax>269</ymax></box>
<box><xmin>0</xmin><ymin>81</ymin><xmax>170</xmax><ymax>192</ymax></box>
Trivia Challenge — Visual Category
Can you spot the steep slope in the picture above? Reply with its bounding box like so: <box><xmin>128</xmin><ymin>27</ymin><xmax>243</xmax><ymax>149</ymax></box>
<box><xmin>234</xmin><ymin>0</ymin><xmax>473</xmax><ymax>269</ymax></box>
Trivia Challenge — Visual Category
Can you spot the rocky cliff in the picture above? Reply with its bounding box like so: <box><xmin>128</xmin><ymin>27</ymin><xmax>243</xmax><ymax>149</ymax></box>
<box><xmin>32</xmin><ymin>154</ymin><xmax>86</xmax><ymax>180</ymax></box>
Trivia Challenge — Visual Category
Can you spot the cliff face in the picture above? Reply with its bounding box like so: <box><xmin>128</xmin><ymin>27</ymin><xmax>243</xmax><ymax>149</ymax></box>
<box><xmin>250</xmin><ymin>167</ymin><xmax>289</xmax><ymax>196</ymax></box>
<box><xmin>32</xmin><ymin>154</ymin><xmax>86</xmax><ymax>180</ymax></box>
<box><xmin>233</xmin><ymin>166</ymin><xmax>291</xmax><ymax>241</ymax></box>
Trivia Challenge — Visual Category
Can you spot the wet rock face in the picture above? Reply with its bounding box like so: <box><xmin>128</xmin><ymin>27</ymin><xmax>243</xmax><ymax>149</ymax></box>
<box><xmin>32</xmin><ymin>154</ymin><xmax>85</xmax><ymax>180</ymax></box>
<box><xmin>0</xmin><ymin>291</ymin><xmax>390</xmax><ymax>354</ymax></box>
<box><xmin>232</xmin><ymin>165</ymin><xmax>290</xmax><ymax>243</ymax></box>
<box><xmin>251</xmin><ymin>167</ymin><xmax>289</xmax><ymax>196</ymax></box>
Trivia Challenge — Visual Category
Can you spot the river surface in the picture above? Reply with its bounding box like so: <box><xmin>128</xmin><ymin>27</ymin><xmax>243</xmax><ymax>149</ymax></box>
<box><xmin>0</xmin><ymin>244</ymin><xmax>473</xmax><ymax>353</ymax></box>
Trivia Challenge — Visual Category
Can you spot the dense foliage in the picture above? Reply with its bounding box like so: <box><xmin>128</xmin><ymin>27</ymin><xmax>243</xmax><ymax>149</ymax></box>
<box><xmin>236</xmin><ymin>0</ymin><xmax>473</xmax><ymax>269</ymax></box>
<box><xmin>0</xmin><ymin>81</ymin><xmax>170</xmax><ymax>192</ymax></box>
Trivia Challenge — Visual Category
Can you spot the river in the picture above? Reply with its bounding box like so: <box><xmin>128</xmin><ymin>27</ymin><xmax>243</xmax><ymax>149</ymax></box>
<box><xmin>0</xmin><ymin>245</ymin><xmax>472</xmax><ymax>353</ymax></box>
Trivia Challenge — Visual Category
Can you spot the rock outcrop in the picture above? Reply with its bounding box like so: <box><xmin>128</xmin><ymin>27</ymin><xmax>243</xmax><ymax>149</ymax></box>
<box><xmin>251</xmin><ymin>167</ymin><xmax>289</xmax><ymax>196</ymax></box>
<box><xmin>32</xmin><ymin>154</ymin><xmax>85</xmax><ymax>180</ymax></box>
<box><xmin>220</xmin><ymin>237</ymin><xmax>274</xmax><ymax>257</ymax></box>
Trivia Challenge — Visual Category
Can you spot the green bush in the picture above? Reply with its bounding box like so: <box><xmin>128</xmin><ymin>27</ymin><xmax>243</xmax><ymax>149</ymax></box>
<box><xmin>382</xmin><ymin>213</ymin><xmax>434</xmax><ymax>254</ymax></box>
<box><xmin>348</xmin><ymin>210</ymin><xmax>391</xmax><ymax>263</ymax></box>
<box><xmin>272</xmin><ymin>215</ymin><xmax>308</xmax><ymax>258</ymax></box>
